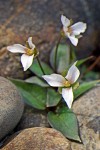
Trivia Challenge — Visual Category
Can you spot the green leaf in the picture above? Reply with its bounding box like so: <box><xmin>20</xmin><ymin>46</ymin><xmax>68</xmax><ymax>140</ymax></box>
<box><xmin>30</xmin><ymin>60</ymin><xmax>53</xmax><ymax>77</ymax></box>
<box><xmin>76</xmin><ymin>56</ymin><xmax>93</xmax><ymax>67</ymax></box>
<box><xmin>11</xmin><ymin>79</ymin><xmax>47</xmax><ymax>110</ymax></box>
<box><xmin>46</xmin><ymin>88</ymin><xmax>61</xmax><ymax>107</ymax></box>
<box><xmin>50</xmin><ymin>44</ymin><xmax>70</xmax><ymax>73</ymax></box>
<box><xmin>74</xmin><ymin>80</ymin><xmax>100</xmax><ymax>99</ymax></box>
<box><xmin>25</xmin><ymin>76</ymin><xmax>49</xmax><ymax>87</ymax></box>
<box><xmin>48</xmin><ymin>106</ymin><xmax>81</xmax><ymax>142</ymax></box>
<box><xmin>11</xmin><ymin>78</ymin><xmax>61</xmax><ymax>109</ymax></box>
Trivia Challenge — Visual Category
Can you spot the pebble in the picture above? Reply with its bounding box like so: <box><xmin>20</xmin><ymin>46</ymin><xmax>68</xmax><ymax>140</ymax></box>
<box><xmin>0</xmin><ymin>77</ymin><xmax>24</xmax><ymax>141</ymax></box>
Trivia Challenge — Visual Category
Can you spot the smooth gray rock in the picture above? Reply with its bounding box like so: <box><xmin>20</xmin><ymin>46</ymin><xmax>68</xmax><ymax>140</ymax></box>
<box><xmin>0</xmin><ymin>77</ymin><xmax>24</xmax><ymax>141</ymax></box>
<box><xmin>73</xmin><ymin>86</ymin><xmax>100</xmax><ymax>117</ymax></box>
<box><xmin>70</xmin><ymin>86</ymin><xmax>100</xmax><ymax>150</ymax></box>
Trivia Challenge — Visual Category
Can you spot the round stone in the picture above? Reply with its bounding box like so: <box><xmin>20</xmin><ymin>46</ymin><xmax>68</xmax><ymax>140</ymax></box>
<box><xmin>70</xmin><ymin>86</ymin><xmax>100</xmax><ymax>150</ymax></box>
<box><xmin>73</xmin><ymin>86</ymin><xmax>100</xmax><ymax>117</ymax></box>
<box><xmin>2</xmin><ymin>127</ymin><xmax>70</xmax><ymax>150</ymax></box>
<box><xmin>0</xmin><ymin>76</ymin><xmax>24</xmax><ymax>141</ymax></box>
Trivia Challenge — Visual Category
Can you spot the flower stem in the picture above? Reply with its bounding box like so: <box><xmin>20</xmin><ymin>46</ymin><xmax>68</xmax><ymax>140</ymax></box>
<box><xmin>36</xmin><ymin>57</ymin><xmax>45</xmax><ymax>75</ymax></box>
<box><xmin>54</xmin><ymin>35</ymin><xmax>62</xmax><ymax>71</ymax></box>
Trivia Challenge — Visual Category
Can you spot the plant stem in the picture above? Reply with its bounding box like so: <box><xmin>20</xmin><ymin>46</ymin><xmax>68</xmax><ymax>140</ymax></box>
<box><xmin>54</xmin><ymin>35</ymin><xmax>62</xmax><ymax>71</ymax></box>
<box><xmin>36</xmin><ymin>57</ymin><xmax>45</xmax><ymax>75</ymax></box>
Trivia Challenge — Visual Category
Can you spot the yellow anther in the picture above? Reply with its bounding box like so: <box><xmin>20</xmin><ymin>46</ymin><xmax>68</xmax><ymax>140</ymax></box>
<box><xmin>67</xmin><ymin>27</ymin><xmax>73</xmax><ymax>34</ymax></box>
<box><xmin>64</xmin><ymin>80</ymin><xmax>71</xmax><ymax>87</ymax></box>
<box><xmin>25</xmin><ymin>48</ymin><xmax>34</xmax><ymax>56</ymax></box>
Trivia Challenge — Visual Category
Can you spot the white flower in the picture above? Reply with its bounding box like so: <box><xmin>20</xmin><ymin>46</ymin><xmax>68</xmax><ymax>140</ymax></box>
<box><xmin>7</xmin><ymin>37</ymin><xmax>37</xmax><ymax>71</ymax></box>
<box><xmin>42</xmin><ymin>62</ymin><xmax>80</xmax><ymax>108</ymax></box>
<box><xmin>61</xmin><ymin>15</ymin><xmax>87</xmax><ymax>46</ymax></box>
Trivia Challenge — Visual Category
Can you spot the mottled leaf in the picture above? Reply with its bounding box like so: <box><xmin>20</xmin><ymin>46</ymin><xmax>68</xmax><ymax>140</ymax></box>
<box><xmin>11</xmin><ymin>79</ymin><xmax>47</xmax><ymax>110</ymax></box>
<box><xmin>48</xmin><ymin>106</ymin><xmax>81</xmax><ymax>141</ymax></box>
<box><xmin>46</xmin><ymin>88</ymin><xmax>61</xmax><ymax>107</ymax></box>
<box><xmin>25</xmin><ymin>76</ymin><xmax>49</xmax><ymax>87</ymax></box>
<box><xmin>50</xmin><ymin>44</ymin><xmax>70</xmax><ymax>73</ymax></box>
<box><xmin>30</xmin><ymin>60</ymin><xmax>53</xmax><ymax>77</ymax></box>
<box><xmin>74</xmin><ymin>80</ymin><xmax>100</xmax><ymax>99</ymax></box>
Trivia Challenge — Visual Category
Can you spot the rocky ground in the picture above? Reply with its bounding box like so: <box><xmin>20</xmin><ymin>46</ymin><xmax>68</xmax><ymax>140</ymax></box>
<box><xmin>0</xmin><ymin>77</ymin><xmax>100</xmax><ymax>150</ymax></box>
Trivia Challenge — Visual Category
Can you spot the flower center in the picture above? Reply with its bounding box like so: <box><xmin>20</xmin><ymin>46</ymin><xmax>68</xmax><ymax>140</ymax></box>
<box><xmin>25</xmin><ymin>48</ymin><xmax>34</xmax><ymax>56</ymax></box>
<box><xmin>67</xmin><ymin>27</ymin><xmax>73</xmax><ymax>34</ymax></box>
<box><xmin>64</xmin><ymin>80</ymin><xmax>71</xmax><ymax>87</ymax></box>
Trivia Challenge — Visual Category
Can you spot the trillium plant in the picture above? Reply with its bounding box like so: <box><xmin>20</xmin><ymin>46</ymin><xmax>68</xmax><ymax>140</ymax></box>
<box><xmin>42</xmin><ymin>62</ymin><xmax>80</xmax><ymax>108</ymax></box>
<box><xmin>7</xmin><ymin>15</ymin><xmax>100</xmax><ymax>142</ymax></box>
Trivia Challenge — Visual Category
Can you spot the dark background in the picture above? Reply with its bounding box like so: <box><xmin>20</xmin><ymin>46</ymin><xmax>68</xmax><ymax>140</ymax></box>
<box><xmin>0</xmin><ymin>0</ymin><xmax>100</xmax><ymax>78</ymax></box>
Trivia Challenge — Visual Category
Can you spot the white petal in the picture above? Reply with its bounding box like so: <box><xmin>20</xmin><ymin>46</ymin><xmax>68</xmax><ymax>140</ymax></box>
<box><xmin>21</xmin><ymin>54</ymin><xmax>34</xmax><ymax>71</ymax></box>
<box><xmin>65</xmin><ymin>61</ymin><xmax>80</xmax><ymax>84</ymax></box>
<box><xmin>7</xmin><ymin>44</ymin><xmax>26</xmax><ymax>53</ymax></box>
<box><xmin>28</xmin><ymin>37</ymin><xmax>35</xmax><ymax>49</ymax></box>
<box><xmin>71</xmin><ymin>22</ymin><xmax>87</xmax><ymax>35</ymax></box>
<box><xmin>61</xmin><ymin>15</ymin><xmax>70</xmax><ymax>27</ymax></box>
<box><xmin>68</xmin><ymin>35</ymin><xmax>78</xmax><ymax>46</ymax></box>
<box><xmin>62</xmin><ymin>87</ymin><xmax>73</xmax><ymax>108</ymax></box>
<box><xmin>42</xmin><ymin>74</ymin><xmax>65</xmax><ymax>87</ymax></box>
<box><xmin>63</xmin><ymin>26</ymin><xmax>69</xmax><ymax>37</ymax></box>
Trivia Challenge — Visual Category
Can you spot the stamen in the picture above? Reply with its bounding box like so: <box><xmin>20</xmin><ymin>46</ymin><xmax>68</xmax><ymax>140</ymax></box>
<box><xmin>25</xmin><ymin>48</ymin><xmax>34</xmax><ymax>56</ymax></box>
<box><xmin>67</xmin><ymin>27</ymin><xmax>72</xmax><ymax>34</ymax></box>
<box><xmin>64</xmin><ymin>80</ymin><xmax>71</xmax><ymax>87</ymax></box>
